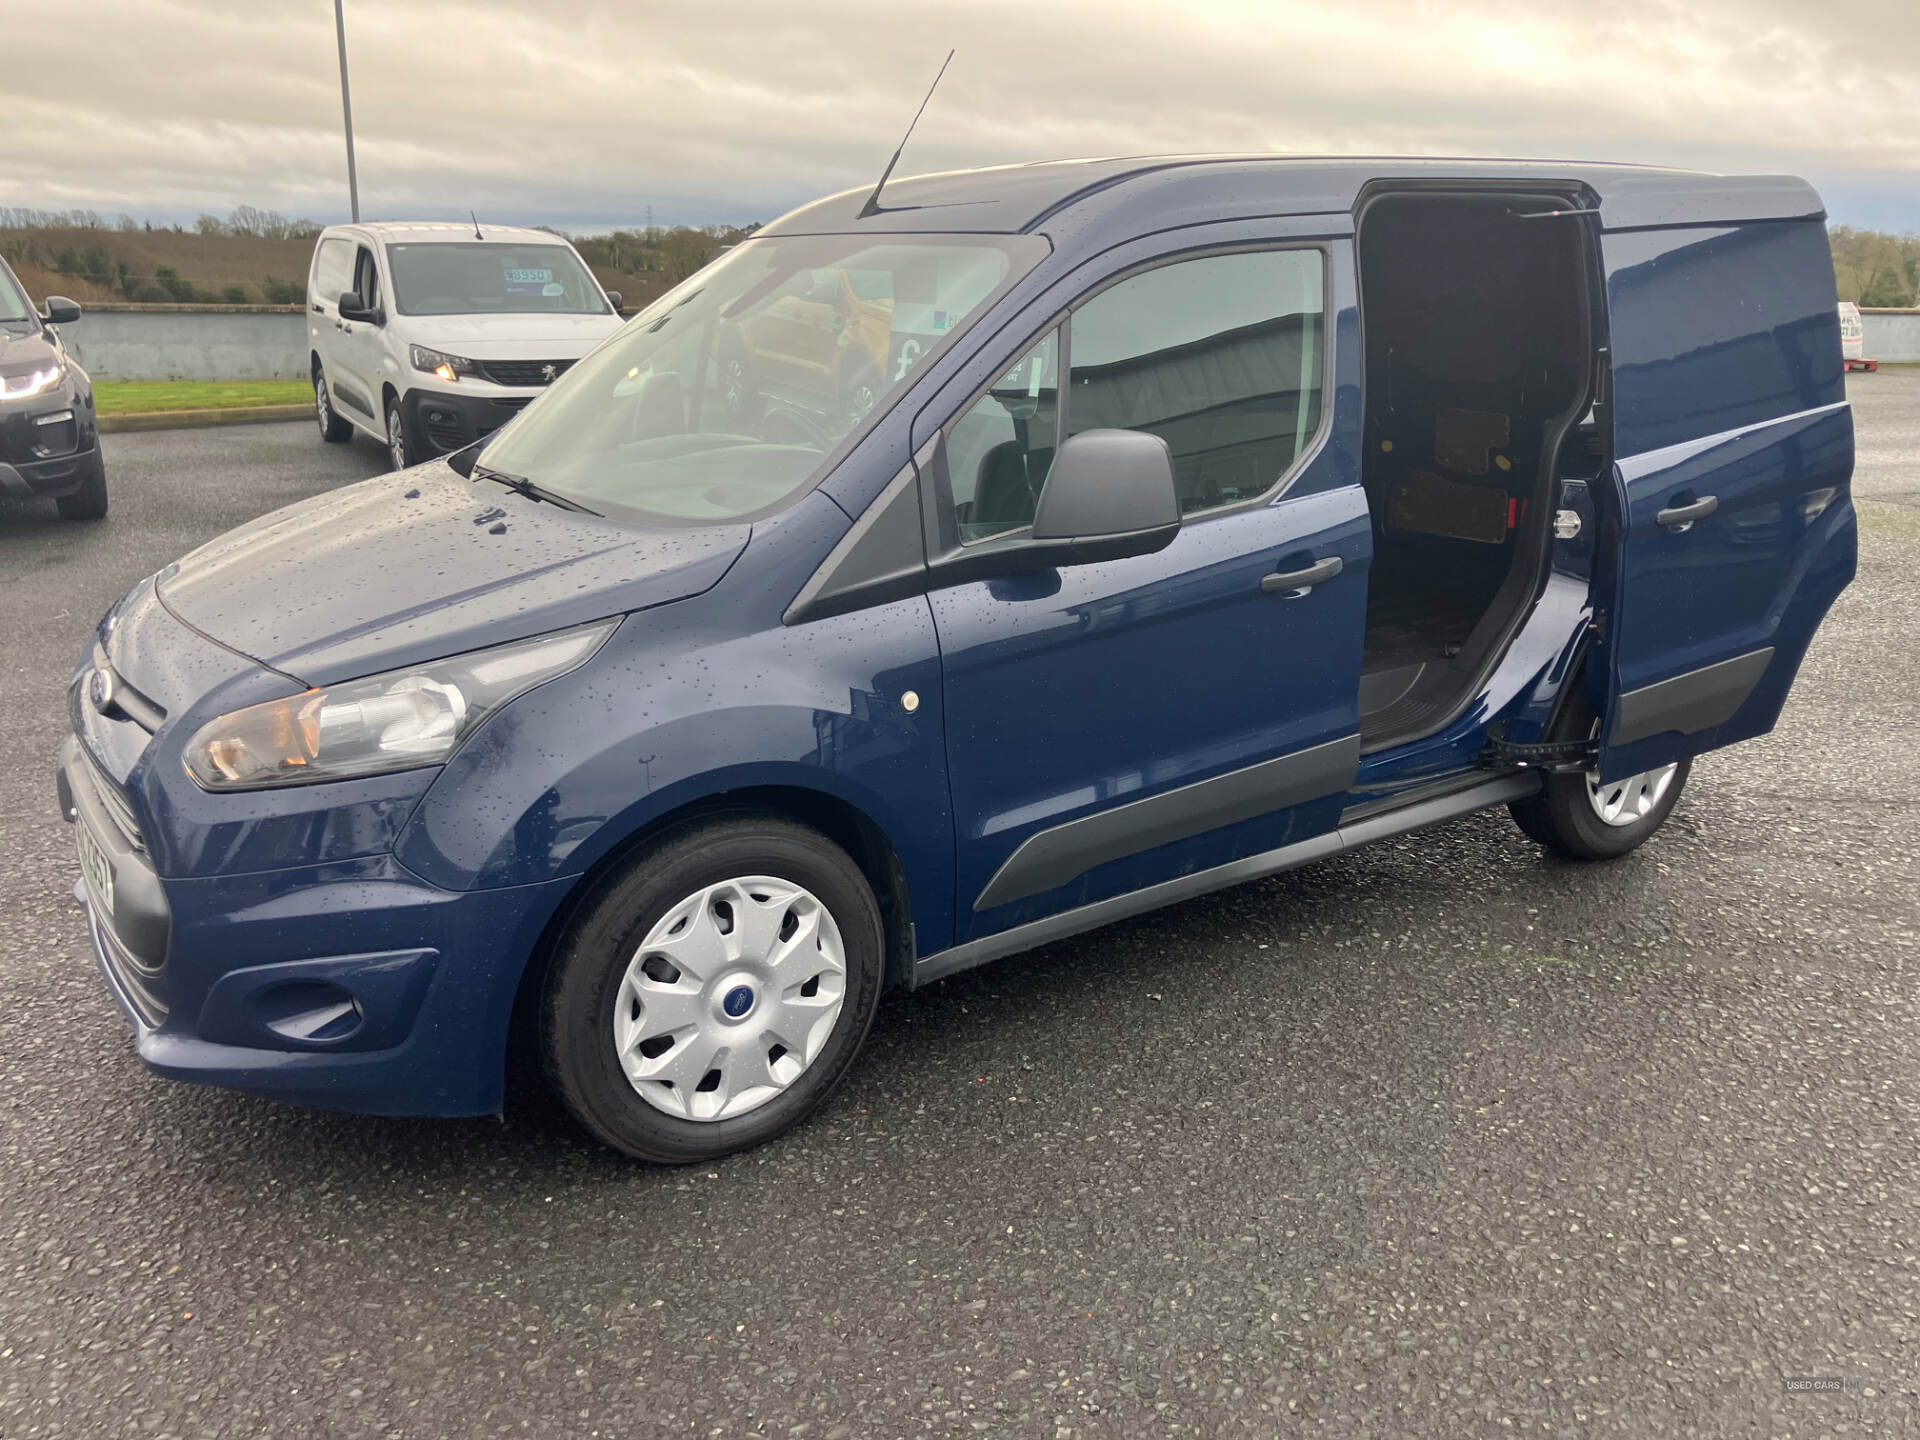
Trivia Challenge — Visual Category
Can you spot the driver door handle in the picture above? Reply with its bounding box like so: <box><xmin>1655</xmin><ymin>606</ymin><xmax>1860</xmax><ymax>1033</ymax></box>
<box><xmin>1261</xmin><ymin>556</ymin><xmax>1343</xmax><ymax>594</ymax></box>
<box><xmin>1656</xmin><ymin>494</ymin><xmax>1718</xmax><ymax>529</ymax></box>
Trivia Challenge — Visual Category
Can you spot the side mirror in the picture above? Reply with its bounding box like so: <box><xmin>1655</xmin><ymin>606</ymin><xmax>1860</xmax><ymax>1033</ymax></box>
<box><xmin>1028</xmin><ymin>428</ymin><xmax>1182</xmax><ymax>566</ymax></box>
<box><xmin>42</xmin><ymin>296</ymin><xmax>81</xmax><ymax>325</ymax></box>
<box><xmin>337</xmin><ymin>290</ymin><xmax>377</xmax><ymax>324</ymax></box>
<box><xmin>604</xmin><ymin>290</ymin><xmax>623</xmax><ymax>313</ymax></box>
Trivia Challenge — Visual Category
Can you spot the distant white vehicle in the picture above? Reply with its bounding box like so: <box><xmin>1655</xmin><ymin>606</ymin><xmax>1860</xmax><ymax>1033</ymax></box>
<box><xmin>306</xmin><ymin>222</ymin><xmax>626</xmax><ymax>469</ymax></box>
<box><xmin>1837</xmin><ymin>300</ymin><xmax>1873</xmax><ymax>370</ymax></box>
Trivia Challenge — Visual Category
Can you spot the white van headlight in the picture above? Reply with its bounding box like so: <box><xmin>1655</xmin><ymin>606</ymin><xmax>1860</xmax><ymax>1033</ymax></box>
<box><xmin>410</xmin><ymin>344</ymin><xmax>480</xmax><ymax>383</ymax></box>
<box><xmin>183</xmin><ymin>622</ymin><xmax>617</xmax><ymax>790</ymax></box>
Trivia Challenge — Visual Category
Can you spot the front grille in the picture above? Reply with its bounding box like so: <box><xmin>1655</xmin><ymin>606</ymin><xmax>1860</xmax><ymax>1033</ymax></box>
<box><xmin>88</xmin><ymin>901</ymin><xmax>167</xmax><ymax>1027</ymax></box>
<box><xmin>478</xmin><ymin>358</ymin><xmax>574</xmax><ymax>388</ymax></box>
<box><xmin>82</xmin><ymin>751</ymin><xmax>144</xmax><ymax>853</ymax></box>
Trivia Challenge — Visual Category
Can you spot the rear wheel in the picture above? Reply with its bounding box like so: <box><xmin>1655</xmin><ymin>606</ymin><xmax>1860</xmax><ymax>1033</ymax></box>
<box><xmin>1511</xmin><ymin>753</ymin><xmax>1689</xmax><ymax>860</ymax></box>
<box><xmin>1509</xmin><ymin>689</ymin><xmax>1690</xmax><ymax>860</ymax></box>
<box><xmin>314</xmin><ymin>366</ymin><xmax>352</xmax><ymax>442</ymax></box>
<box><xmin>540</xmin><ymin>816</ymin><xmax>885</xmax><ymax>1163</ymax></box>
<box><xmin>55</xmin><ymin>449</ymin><xmax>108</xmax><ymax>521</ymax></box>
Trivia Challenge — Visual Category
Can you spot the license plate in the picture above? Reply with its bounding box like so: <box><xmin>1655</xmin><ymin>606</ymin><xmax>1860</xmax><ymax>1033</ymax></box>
<box><xmin>76</xmin><ymin>824</ymin><xmax>114</xmax><ymax>920</ymax></box>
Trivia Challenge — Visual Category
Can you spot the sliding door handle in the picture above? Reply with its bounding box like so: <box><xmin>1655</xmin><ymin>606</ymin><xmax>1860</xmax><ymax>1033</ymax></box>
<box><xmin>1656</xmin><ymin>494</ymin><xmax>1718</xmax><ymax>530</ymax></box>
<box><xmin>1261</xmin><ymin>556</ymin><xmax>1343</xmax><ymax>595</ymax></box>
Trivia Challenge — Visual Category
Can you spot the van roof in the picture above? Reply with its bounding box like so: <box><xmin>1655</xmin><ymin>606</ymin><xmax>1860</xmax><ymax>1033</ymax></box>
<box><xmin>321</xmin><ymin>221</ymin><xmax>575</xmax><ymax>246</ymax></box>
<box><xmin>758</xmin><ymin>155</ymin><xmax>1826</xmax><ymax>239</ymax></box>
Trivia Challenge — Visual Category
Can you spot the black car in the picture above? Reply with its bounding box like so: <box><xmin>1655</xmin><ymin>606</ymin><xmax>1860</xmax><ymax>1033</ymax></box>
<box><xmin>0</xmin><ymin>256</ymin><xmax>106</xmax><ymax>519</ymax></box>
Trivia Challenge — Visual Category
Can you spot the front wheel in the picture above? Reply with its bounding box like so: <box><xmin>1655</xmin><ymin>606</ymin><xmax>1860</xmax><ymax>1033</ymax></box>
<box><xmin>540</xmin><ymin>816</ymin><xmax>885</xmax><ymax>1163</ymax></box>
<box><xmin>385</xmin><ymin>397</ymin><xmax>412</xmax><ymax>471</ymax></box>
<box><xmin>1510</xmin><ymin>757</ymin><xmax>1691</xmax><ymax>860</ymax></box>
<box><xmin>55</xmin><ymin>449</ymin><xmax>108</xmax><ymax>521</ymax></box>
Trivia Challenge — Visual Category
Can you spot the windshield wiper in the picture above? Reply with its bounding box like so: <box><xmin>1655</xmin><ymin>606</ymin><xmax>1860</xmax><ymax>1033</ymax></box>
<box><xmin>472</xmin><ymin>464</ymin><xmax>601</xmax><ymax>516</ymax></box>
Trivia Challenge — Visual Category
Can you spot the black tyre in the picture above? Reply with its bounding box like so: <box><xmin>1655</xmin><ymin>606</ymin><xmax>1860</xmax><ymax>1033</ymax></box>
<box><xmin>314</xmin><ymin>365</ymin><xmax>352</xmax><ymax>443</ymax></box>
<box><xmin>540</xmin><ymin>815</ymin><xmax>885</xmax><ymax>1163</ymax></box>
<box><xmin>1511</xmin><ymin>756</ymin><xmax>1690</xmax><ymax>860</ymax></box>
<box><xmin>385</xmin><ymin>396</ymin><xmax>412</xmax><ymax>471</ymax></box>
<box><xmin>55</xmin><ymin>449</ymin><xmax>108</xmax><ymax>521</ymax></box>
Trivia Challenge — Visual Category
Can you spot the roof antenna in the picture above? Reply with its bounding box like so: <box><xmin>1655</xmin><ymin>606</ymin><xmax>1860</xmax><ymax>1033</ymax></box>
<box><xmin>857</xmin><ymin>49</ymin><xmax>954</xmax><ymax>219</ymax></box>
<box><xmin>470</xmin><ymin>210</ymin><xmax>484</xmax><ymax>240</ymax></box>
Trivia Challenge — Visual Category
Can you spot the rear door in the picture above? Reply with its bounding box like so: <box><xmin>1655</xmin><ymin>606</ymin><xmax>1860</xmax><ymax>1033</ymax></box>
<box><xmin>925</xmin><ymin>239</ymin><xmax>1370</xmax><ymax>942</ymax></box>
<box><xmin>309</xmin><ymin>237</ymin><xmax>368</xmax><ymax>420</ymax></box>
<box><xmin>1594</xmin><ymin>218</ymin><xmax>1855</xmax><ymax>780</ymax></box>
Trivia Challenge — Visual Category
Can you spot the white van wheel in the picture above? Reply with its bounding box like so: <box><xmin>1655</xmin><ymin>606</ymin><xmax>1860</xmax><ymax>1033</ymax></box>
<box><xmin>315</xmin><ymin>368</ymin><xmax>352</xmax><ymax>443</ymax></box>
<box><xmin>386</xmin><ymin>399</ymin><xmax>412</xmax><ymax>471</ymax></box>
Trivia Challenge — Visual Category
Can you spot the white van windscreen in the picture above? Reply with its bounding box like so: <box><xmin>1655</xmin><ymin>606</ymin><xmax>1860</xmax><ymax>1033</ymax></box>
<box><xmin>386</xmin><ymin>243</ymin><xmax>609</xmax><ymax>316</ymax></box>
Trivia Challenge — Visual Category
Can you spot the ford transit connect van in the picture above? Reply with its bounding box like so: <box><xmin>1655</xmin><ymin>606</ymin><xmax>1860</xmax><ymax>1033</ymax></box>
<box><xmin>64</xmin><ymin>158</ymin><xmax>1855</xmax><ymax>1162</ymax></box>
<box><xmin>307</xmin><ymin>221</ymin><xmax>623</xmax><ymax>469</ymax></box>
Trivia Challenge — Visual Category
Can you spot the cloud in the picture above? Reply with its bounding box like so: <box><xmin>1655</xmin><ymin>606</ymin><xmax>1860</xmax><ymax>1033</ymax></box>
<box><xmin>6</xmin><ymin>0</ymin><xmax>1918</xmax><ymax>231</ymax></box>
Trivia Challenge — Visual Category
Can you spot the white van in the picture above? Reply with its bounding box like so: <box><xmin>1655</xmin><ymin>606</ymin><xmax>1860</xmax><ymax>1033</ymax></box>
<box><xmin>306</xmin><ymin>222</ymin><xmax>625</xmax><ymax>469</ymax></box>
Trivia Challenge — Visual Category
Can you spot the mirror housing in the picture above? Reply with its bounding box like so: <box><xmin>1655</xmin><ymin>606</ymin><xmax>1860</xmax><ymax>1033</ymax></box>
<box><xmin>605</xmin><ymin>290</ymin><xmax>623</xmax><ymax>313</ymax></box>
<box><xmin>337</xmin><ymin>290</ymin><xmax>378</xmax><ymax>324</ymax></box>
<box><xmin>41</xmin><ymin>296</ymin><xmax>82</xmax><ymax>325</ymax></box>
<box><xmin>1027</xmin><ymin>428</ymin><xmax>1182</xmax><ymax>565</ymax></box>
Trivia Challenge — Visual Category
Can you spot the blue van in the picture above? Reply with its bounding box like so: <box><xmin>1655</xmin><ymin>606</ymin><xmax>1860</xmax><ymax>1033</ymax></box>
<box><xmin>59</xmin><ymin>158</ymin><xmax>1855</xmax><ymax>1161</ymax></box>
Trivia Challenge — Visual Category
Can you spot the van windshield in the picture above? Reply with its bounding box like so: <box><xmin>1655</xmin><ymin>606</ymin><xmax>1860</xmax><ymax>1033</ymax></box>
<box><xmin>385</xmin><ymin>242</ymin><xmax>610</xmax><ymax>317</ymax></box>
<box><xmin>473</xmin><ymin>233</ymin><xmax>1047</xmax><ymax>524</ymax></box>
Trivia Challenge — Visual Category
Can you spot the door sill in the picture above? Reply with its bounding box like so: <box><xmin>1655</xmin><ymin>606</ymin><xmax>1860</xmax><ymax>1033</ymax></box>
<box><xmin>911</xmin><ymin>771</ymin><xmax>1541</xmax><ymax>989</ymax></box>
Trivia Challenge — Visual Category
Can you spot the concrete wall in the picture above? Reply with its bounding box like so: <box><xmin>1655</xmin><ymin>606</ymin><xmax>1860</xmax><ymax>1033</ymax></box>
<box><xmin>1860</xmin><ymin>310</ymin><xmax>1920</xmax><ymax>365</ymax></box>
<box><xmin>59</xmin><ymin>304</ymin><xmax>308</xmax><ymax>382</ymax></box>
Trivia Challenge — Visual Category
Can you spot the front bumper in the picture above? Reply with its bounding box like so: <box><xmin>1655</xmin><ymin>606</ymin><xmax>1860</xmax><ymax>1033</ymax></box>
<box><xmin>59</xmin><ymin>738</ymin><xmax>574</xmax><ymax>1117</ymax></box>
<box><xmin>403</xmin><ymin>386</ymin><xmax>537</xmax><ymax>458</ymax></box>
<box><xmin>0</xmin><ymin>391</ymin><xmax>99</xmax><ymax>498</ymax></box>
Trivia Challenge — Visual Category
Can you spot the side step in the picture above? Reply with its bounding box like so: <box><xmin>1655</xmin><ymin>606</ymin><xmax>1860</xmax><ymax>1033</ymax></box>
<box><xmin>911</xmin><ymin>772</ymin><xmax>1541</xmax><ymax>988</ymax></box>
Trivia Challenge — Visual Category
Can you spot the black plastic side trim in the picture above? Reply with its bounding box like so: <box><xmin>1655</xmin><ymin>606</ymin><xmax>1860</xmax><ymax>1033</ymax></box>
<box><xmin>1611</xmin><ymin>647</ymin><xmax>1773</xmax><ymax>746</ymax></box>
<box><xmin>973</xmin><ymin>732</ymin><xmax>1362</xmax><ymax>912</ymax></box>
<box><xmin>916</xmin><ymin>772</ymin><xmax>1540</xmax><ymax>987</ymax></box>
<box><xmin>784</xmin><ymin>457</ymin><xmax>929</xmax><ymax>625</ymax></box>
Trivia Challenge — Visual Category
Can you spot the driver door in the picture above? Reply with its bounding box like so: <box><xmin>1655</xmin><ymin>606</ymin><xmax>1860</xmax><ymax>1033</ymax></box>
<box><xmin>927</xmin><ymin>243</ymin><xmax>1370</xmax><ymax>942</ymax></box>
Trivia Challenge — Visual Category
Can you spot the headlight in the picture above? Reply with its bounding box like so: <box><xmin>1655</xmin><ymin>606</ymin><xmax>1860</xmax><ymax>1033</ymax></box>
<box><xmin>183</xmin><ymin>621</ymin><xmax>617</xmax><ymax>791</ymax></box>
<box><xmin>0</xmin><ymin>365</ymin><xmax>63</xmax><ymax>402</ymax></box>
<box><xmin>409</xmin><ymin>344</ymin><xmax>481</xmax><ymax>383</ymax></box>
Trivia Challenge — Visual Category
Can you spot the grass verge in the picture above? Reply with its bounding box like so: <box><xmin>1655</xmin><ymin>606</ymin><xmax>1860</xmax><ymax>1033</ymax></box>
<box><xmin>92</xmin><ymin>380</ymin><xmax>311</xmax><ymax>416</ymax></box>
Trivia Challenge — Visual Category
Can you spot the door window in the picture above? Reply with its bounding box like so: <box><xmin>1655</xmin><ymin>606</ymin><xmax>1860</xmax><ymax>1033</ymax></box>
<box><xmin>353</xmin><ymin>247</ymin><xmax>382</xmax><ymax>312</ymax></box>
<box><xmin>1066</xmin><ymin>250</ymin><xmax>1323</xmax><ymax>514</ymax></box>
<box><xmin>312</xmin><ymin>239</ymin><xmax>354</xmax><ymax>308</ymax></box>
<box><xmin>944</xmin><ymin>330</ymin><xmax>1060</xmax><ymax>543</ymax></box>
<box><xmin>939</xmin><ymin>249</ymin><xmax>1325</xmax><ymax>542</ymax></box>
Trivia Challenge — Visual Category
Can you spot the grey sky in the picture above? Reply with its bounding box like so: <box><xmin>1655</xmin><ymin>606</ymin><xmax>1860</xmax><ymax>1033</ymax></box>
<box><xmin>10</xmin><ymin>1</ymin><xmax>1920</xmax><ymax>233</ymax></box>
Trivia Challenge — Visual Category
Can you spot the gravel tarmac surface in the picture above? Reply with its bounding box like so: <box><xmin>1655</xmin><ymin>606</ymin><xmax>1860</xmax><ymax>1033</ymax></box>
<box><xmin>0</xmin><ymin>385</ymin><xmax>1914</xmax><ymax>1438</ymax></box>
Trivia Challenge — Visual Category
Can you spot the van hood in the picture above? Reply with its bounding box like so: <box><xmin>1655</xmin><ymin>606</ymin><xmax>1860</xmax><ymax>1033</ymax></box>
<box><xmin>155</xmin><ymin>462</ymin><xmax>748</xmax><ymax>685</ymax></box>
<box><xmin>393</xmin><ymin>311</ymin><xmax>624</xmax><ymax>354</ymax></box>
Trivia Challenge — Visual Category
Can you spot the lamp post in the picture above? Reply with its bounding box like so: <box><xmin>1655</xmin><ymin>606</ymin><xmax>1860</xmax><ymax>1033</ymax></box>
<box><xmin>334</xmin><ymin>0</ymin><xmax>360</xmax><ymax>222</ymax></box>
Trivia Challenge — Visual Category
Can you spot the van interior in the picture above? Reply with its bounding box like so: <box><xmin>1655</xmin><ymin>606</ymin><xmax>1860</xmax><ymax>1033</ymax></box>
<box><xmin>1356</xmin><ymin>191</ymin><xmax>1596</xmax><ymax>750</ymax></box>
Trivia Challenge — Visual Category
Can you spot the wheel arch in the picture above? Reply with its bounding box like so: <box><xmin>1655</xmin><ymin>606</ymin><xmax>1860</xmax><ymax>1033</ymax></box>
<box><xmin>504</xmin><ymin>782</ymin><xmax>918</xmax><ymax>1084</ymax></box>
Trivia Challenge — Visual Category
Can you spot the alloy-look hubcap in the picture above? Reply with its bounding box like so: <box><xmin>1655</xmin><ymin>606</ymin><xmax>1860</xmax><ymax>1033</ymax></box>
<box><xmin>388</xmin><ymin>412</ymin><xmax>407</xmax><ymax>470</ymax></box>
<box><xmin>1585</xmin><ymin>762</ymin><xmax>1679</xmax><ymax>827</ymax></box>
<box><xmin>612</xmin><ymin>876</ymin><xmax>847</xmax><ymax>1122</ymax></box>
